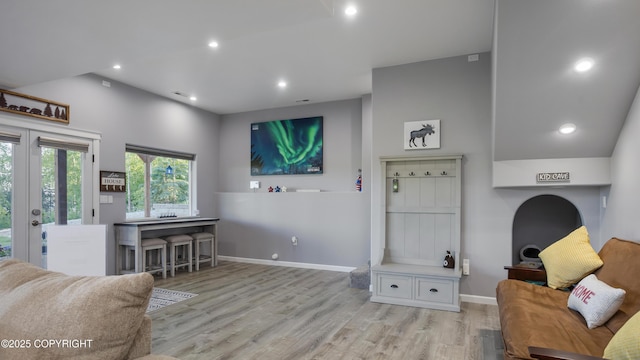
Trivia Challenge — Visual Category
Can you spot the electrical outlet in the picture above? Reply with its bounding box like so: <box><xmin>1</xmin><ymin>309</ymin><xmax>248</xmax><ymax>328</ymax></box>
<box><xmin>462</xmin><ymin>258</ymin><xmax>470</xmax><ymax>275</ymax></box>
<box><xmin>250</xmin><ymin>181</ymin><xmax>260</xmax><ymax>189</ymax></box>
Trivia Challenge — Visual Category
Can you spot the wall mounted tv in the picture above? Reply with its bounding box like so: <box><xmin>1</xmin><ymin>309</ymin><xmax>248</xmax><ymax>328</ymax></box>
<box><xmin>251</xmin><ymin>116</ymin><xmax>323</xmax><ymax>175</ymax></box>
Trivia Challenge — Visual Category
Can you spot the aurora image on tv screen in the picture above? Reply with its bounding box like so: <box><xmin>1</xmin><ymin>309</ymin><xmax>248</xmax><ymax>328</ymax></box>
<box><xmin>251</xmin><ymin>116</ymin><xmax>323</xmax><ymax>175</ymax></box>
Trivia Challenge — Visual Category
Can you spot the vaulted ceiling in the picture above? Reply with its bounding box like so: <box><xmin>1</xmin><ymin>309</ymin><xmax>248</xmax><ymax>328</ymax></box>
<box><xmin>1</xmin><ymin>0</ymin><xmax>639</xmax><ymax>161</ymax></box>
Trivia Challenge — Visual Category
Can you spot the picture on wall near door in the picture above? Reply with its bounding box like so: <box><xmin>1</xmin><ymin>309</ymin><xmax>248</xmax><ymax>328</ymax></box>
<box><xmin>404</xmin><ymin>119</ymin><xmax>440</xmax><ymax>150</ymax></box>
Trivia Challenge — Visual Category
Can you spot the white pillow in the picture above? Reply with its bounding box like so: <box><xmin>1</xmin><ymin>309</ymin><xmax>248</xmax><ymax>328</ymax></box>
<box><xmin>567</xmin><ymin>274</ymin><xmax>626</xmax><ymax>329</ymax></box>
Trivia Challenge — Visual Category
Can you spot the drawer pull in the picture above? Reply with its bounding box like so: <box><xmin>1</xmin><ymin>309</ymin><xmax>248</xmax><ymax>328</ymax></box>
<box><xmin>390</xmin><ymin>284</ymin><xmax>399</xmax><ymax>289</ymax></box>
<box><xmin>429</xmin><ymin>288</ymin><xmax>438</xmax><ymax>293</ymax></box>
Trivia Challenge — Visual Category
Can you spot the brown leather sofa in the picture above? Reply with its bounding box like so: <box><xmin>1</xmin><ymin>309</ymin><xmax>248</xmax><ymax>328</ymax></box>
<box><xmin>496</xmin><ymin>238</ymin><xmax>640</xmax><ymax>359</ymax></box>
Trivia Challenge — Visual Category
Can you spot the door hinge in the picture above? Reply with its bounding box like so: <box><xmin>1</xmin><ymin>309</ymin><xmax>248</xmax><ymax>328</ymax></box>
<box><xmin>92</xmin><ymin>209</ymin><xmax>95</xmax><ymax>217</ymax></box>
<box><xmin>92</xmin><ymin>154</ymin><xmax>95</xmax><ymax>163</ymax></box>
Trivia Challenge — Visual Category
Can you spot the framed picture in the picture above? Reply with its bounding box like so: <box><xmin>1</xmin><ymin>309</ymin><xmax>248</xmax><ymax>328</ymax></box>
<box><xmin>0</xmin><ymin>89</ymin><xmax>69</xmax><ymax>124</ymax></box>
<box><xmin>404</xmin><ymin>119</ymin><xmax>440</xmax><ymax>150</ymax></box>
<box><xmin>251</xmin><ymin>116</ymin><xmax>323</xmax><ymax>175</ymax></box>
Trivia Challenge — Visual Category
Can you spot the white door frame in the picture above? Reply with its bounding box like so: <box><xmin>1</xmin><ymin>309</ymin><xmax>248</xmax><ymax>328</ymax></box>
<box><xmin>0</xmin><ymin>113</ymin><xmax>101</xmax><ymax>265</ymax></box>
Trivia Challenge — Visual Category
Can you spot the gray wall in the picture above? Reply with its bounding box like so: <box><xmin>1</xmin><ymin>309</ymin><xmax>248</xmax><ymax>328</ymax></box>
<box><xmin>601</xmin><ymin>85</ymin><xmax>640</xmax><ymax>242</ymax></box>
<box><xmin>216</xmin><ymin>99</ymin><xmax>370</xmax><ymax>267</ymax></box>
<box><xmin>370</xmin><ymin>53</ymin><xmax>603</xmax><ymax>298</ymax></box>
<box><xmin>15</xmin><ymin>73</ymin><xmax>221</xmax><ymax>274</ymax></box>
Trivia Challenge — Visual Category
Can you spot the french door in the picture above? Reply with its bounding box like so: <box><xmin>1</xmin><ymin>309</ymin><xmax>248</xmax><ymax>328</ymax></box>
<box><xmin>0</xmin><ymin>119</ymin><xmax>99</xmax><ymax>268</ymax></box>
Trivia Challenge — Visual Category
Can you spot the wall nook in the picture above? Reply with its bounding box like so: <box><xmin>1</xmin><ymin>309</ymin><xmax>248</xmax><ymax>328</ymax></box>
<box><xmin>511</xmin><ymin>195</ymin><xmax>583</xmax><ymax>266</ymax></box>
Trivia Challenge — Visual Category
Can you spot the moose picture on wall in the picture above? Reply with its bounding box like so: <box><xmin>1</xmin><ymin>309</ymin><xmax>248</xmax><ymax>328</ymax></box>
<box><xmin>404</xmin><ymin>119</ymin><xmax>440</xmax><ymax>150</ymax></box>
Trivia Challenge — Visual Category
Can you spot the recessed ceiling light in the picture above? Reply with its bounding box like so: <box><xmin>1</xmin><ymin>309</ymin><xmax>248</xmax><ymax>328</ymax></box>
<box><xmin>113</xmin><ymin>64</ymin><xmax>121</xmax><ymax>70</ymax></box>
<box><xmin>345</xmin><ymin>5</ymin><xmax>358</xmax><ymax>16</ymax></box>
<box><xmin>189</xmin><ymin>96</ymin><xmax>197</xmax><ymax>101</ymax></box>
<box><xmin>574</xmin><ymin>58</ymin><xmax>594</xmax><ymax>73</ymax></box>
<box><xmin>277</xmin><ymin>80</ymin><xmax>287</xmax><ymax>88</ymax></box>
<box><xmin>208</xmin><ymin>41</ymin><xmax>219</xmax><ymax>48</ymax></box>
<box><xmin>559</xmin><ymin>123</ymin><xmax>577</xmax><ymax>134</ymax></box>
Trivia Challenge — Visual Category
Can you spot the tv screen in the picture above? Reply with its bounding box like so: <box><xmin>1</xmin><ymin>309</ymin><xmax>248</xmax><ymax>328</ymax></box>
<box><xmin>251</xmin><ymin>116</ymin><xmax>323</xmax><ymax>175</ymax></box>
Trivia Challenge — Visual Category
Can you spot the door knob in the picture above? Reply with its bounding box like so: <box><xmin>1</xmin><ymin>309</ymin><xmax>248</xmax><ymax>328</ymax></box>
<box><xmin>31</xmin><ymin>220</ymin><xmax>40</xmax><ymax>226</ymax></box>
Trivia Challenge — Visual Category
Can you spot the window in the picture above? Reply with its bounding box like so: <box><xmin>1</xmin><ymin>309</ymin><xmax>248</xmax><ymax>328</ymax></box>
<box><xmin>125</xmin><ymin>145</ymin><xmax>195</xmax><ymax>219</ymax></box>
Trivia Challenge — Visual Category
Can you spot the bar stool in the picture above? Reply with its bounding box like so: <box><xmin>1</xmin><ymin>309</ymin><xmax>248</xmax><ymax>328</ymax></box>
<box><xmin>119</xmin><ymin>245</ymin><xmax>136</xmax><ymax>274</ymax></box>
<box><xmin>164</xmin><ymin>234</ymin><xmax>193</xmax><ymax>277</ymax></box>
<box><xmin>190</xmin><ymin>232</ymin><xmax>215</xmax><ymax>271</ymax></box>
<box><xmin>141</xmin><ymin>238</ymin><xmax>167</xmax><ymax>279</ymax></box>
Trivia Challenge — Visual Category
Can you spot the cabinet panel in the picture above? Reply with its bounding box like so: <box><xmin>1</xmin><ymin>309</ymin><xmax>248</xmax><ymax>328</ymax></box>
<box><xmin>404</xmin><ymin>177</ymin><xmax>421</xmax><ymax>208</ymax></box>
<box><xmin>404</xmin><ymin>213</ymin><xmax>421</xmax><ymax>256</ymax></box>
<box><xmin>435</xmin><ymin>177</ymin><xmax>454</xmax><ymax>207</ymax></box>
<box><xmin>377</xmin><ymin>274</ymin><xmax>412</xmax><ymax>299</ymax></box>
<box><xmin>386</xmin><ymin>161</ymin><xmax>406</xmax><ymax>177</ymax></box>
<box><xmin>419</xmin><ymin>177</ymin><xmax>436</xmax><ymax>207</ymax></box>
<box><xmin>418</xmin><ymin>214</ymin><xmax>436</xmax><ymax>260</ymax></box>
<box><xmin>434</xmin><ymin>214</ymin><xmax>454</xmax><ymax>256</ymax></box>
<box><xmin>415</xmin><ymin>277</ymin><xmax>454</xmax><ymax>304</ymax></box>
<box><xmin>386</xmin><ymin>213</ymin><xmax>405</xmax><ymax>258</ymax></box>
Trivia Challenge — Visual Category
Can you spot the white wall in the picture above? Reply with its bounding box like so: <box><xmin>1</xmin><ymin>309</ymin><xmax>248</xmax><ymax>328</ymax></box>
<box><xmin>601</xmin><ymin>85</ymin><xmax>640</xmax><ymax>243</ymax></box>
<box><xmin>13</xmin><ymin>74</ymin><xmax>221</xmax><ymax>274</ymax></box>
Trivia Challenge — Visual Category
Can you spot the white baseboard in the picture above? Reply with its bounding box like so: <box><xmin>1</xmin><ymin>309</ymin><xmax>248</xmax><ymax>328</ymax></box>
<box><xmin>218</xmin><ymin>255</ymin><xmax>357</xmax><ymax>273</ymax></box>
<box><xmin>460</xmin><ymin>294</ymin><xmax>497</xmax><ymax>305</ymax></box>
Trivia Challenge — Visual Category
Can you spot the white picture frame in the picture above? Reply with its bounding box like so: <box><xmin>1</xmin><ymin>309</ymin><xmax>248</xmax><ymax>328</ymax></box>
<box><xmin>404</xmin><ymin>119</ymin><xmax>440</xmax><ymax>150</ymax></box>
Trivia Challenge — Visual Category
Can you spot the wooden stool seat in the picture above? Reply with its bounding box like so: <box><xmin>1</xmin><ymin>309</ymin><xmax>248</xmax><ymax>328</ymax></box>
<box><xmin>191</xmin><ymin>232</ymin><xmax>215</xmax><ymax>271</ymax></box>
<box><xmin>141</xmin><ymin>237</ymin><xmax>167</xmax><ymax>279</ymax></box>
<box><xmin>164</xmin><ymin>234</ymin><xmax>193</xmax><ymax>277</ymax></box>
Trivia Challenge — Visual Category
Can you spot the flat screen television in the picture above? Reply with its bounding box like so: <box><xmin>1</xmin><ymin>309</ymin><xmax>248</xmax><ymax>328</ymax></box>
<box><xmin>251</xmin><ymin>116</ymin><xmax>323</xmax><ymax>175</ymax></box>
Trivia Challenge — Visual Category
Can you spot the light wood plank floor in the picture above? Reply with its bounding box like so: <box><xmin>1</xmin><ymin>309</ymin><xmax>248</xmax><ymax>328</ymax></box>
<box><xmin>149</xmin><ymin>261</ymin><xmax>503</xmax><ymax>360</ymax></box>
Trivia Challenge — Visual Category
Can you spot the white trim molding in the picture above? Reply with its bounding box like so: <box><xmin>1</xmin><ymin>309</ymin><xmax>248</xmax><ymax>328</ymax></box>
<box><xmin>460</xmin><ymin>294</ymin><xmax>497</xmax><ymax>305</ymax></box>
<box><xmin>218</xmin><ymin>255</ymin><xmax>357</xmax><ymax>273</ymax></box>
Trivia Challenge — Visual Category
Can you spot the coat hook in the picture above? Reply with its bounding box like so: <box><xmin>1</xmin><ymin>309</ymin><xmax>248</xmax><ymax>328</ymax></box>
<box><xmin>441</xmin><ymin>171</ymin><xmax>447</xmax><ymax>176</ymax></box>
<box><xmin>425</xmin><ymin>171</ymin><xmax>431</xmax><ymax>176</ymax></box>
<box><xmin>409</xmin><ymin>171</ymin><xmax>415</xmax><ymax>176</ymax></box>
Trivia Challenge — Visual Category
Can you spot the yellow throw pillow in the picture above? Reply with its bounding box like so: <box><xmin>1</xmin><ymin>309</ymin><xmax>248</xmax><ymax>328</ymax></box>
<box><xmin>604</xmin><ymin>311</ymin><xmax>640</xmax><ymax>359</ymax></box>
<box><xmin>538</xmin><ymin>226</ymin><xmax>603</xmax><ymax>289</ymax></box>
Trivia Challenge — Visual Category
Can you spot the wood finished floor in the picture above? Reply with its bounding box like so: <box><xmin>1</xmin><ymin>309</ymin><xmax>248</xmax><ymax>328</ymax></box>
<box><xmin>149</xmin><ymin>261</ymin><xmax>503</xmax><ymax>360</ymax></box>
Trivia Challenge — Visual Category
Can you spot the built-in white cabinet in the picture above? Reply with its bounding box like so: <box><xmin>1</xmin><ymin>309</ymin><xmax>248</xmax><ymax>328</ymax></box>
<box><xmin>371</xmin><ymin>155</ymin><xmax>462</xmax><ymax>312</ymax></box>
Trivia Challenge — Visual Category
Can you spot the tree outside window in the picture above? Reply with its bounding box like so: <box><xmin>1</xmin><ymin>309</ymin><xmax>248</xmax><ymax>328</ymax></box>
<box><xmin>125</xmin><ymin>150</ymin><xmax>192</xmax><ymax>219</ymax></box>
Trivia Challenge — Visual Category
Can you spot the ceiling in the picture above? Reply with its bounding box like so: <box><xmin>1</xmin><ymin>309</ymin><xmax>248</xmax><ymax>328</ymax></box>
<box><xmin>1</xmin><ymin>0</ymin><xmax>639</xmax><ymax>161</ymax></box>
<box><xmin>493</xmin><ymin>0</ymin><xmax>640</xmax><ymax>161</ymax></box>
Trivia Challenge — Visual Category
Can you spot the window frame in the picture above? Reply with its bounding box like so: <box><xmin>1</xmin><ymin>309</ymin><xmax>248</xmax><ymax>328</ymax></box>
<box><xmin>124</xmin><ymin>144</ymin><xmax>197</xmax><ymax>220</ymax></box>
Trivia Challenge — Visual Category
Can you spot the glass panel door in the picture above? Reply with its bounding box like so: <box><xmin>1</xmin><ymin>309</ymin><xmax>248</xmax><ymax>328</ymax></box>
<box><xmin>0</xmin><ymin>127</ymin><xmax>27</xmax><ymax>262</ymax></box>
<box><xmin>0</xmin><ymin>122</ymin><xmax>97</xmax><ymax>267</ymax></box>
<box><xmin>0</xmin><ymin>141</ymin><xmax>14</xmax><ymax>259</ymax></box>
<box><xmin>38</xmin><ymin>147</ymin><xmax>85</xmax><ymax>267</ymax></box>
<box><xmin>29</xmin><ymin>131</ymin><xmax>93</xmax><ymax>268</ymax></box>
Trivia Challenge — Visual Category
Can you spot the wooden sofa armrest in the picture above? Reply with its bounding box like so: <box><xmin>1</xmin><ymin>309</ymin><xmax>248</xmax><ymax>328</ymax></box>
<box><xmin>529</xmin><ymin>346</ymin><xmax>606</xmax><ymax>360</ymax></box>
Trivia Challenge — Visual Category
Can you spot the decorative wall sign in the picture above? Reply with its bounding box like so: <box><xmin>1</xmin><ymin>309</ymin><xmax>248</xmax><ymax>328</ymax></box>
<box><xmin>0</xmin><ymin>89</ymin><xmax>69</xmax><ymax>124</ymax></box>
<box><xmin>536</xmin><ymin>172</ymin><xmax>570</xmax><ymax>183</ymax></box>
<box><xmin>100</xmin><ymin>171</ymin><xmax>126</xmax><ymax>192</ymax></box>
<box><xmin>404</xmin><ymin>119</ymin><xmax>440</xmax><ymax>150</ymax></box>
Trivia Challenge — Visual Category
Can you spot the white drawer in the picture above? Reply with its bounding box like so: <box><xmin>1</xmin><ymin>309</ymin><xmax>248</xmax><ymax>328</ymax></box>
<box><xmin>415</xmin><ymin>277</ymin><xmax>454</xmax><ymax>304</ymax></box>
<box><xmin>376</xmin><ymin>274</ymin><xmax>412</xmax><ymax>299</ymax></box>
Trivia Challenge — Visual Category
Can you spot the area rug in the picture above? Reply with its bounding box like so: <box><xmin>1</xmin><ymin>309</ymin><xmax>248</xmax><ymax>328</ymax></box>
<box><xmin>146</xmin><ymin>287</ymin><xmax>198</xmax><ymax>313</ymax></box>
